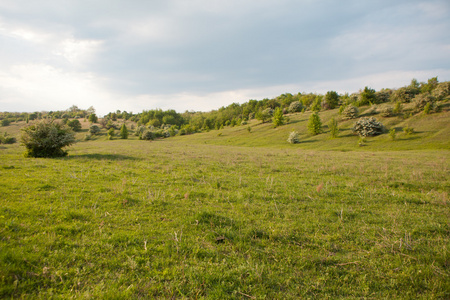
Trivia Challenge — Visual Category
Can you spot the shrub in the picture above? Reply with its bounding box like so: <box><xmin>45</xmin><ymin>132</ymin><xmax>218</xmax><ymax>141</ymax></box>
<box><xmin>88</xmin><ymin>114</ymin><xmax>98</xmax><ymax>123</ymax></box>
<box><xmin>403</xmin><ymin>126</ymin><xmax>414</xmax><ymax>135</ymax></box>
<box><xmin>20</xmin><ymin>120</ymin><xmax>76</xmax><ymax>157</ymax></box>
<box><xmin>389</xmin><ymin>128</ymin><xmax>396</xmax><ymax>140</ymax></box>
<box><xmin>380</xmin><ymin>106</ymin><xmax>394</xmax><ymax>117</ymax></box>
<box><xmin>135</xmin><ymin>125</ymin><xmax>146</xmax><ymax>136</ymax></box>
<box><xmin>141</xmin><ymin>130</ymin><xmax>155</xmax><ymax>140</ymax></box>
<box><xmin>328</xmin><ymin>118</ymin><xmax>339</xmax><ymax>138</ymax></box>
<box><xmin>1</xmin><ymin>119</ymin><xmax>11</xmax><ymax>127</ymax></box>
<box><xmin>287</xmin><ymin>131</ymin><xmax>300</xmax><ymax>144</ymax></box>
<box><xmin>324</xmin><ymin>91</ymin><xmax>340</xmax><ymax>109</ymax></box>
<box><xmin>120</xmin><ymin>124</ymin><xmax>128</xmax><ymax>139</ymax></box>
<box><xmin>392</xmin><ymin>86</ymin><xmax>420</xmax><ymax>103</ymax></box>
<box><xmin>67</xmin><ymin>119</ymin><xmax>82</xmax><ymax>132</ymax></box>
<box><xmin>272</xmin><ymin>107</ymin><xmax>285</xmax><ymax>127</ymax></box>
<box><xmin>342</xmin><ymin>105</ymin><xmax>359</xmax><ymax>119</ymax></box>
<box><xmin>375</xmin><ymin>90</ymin><xmax>391</xmax><ymax>103</ymax></box>
<box><xmin>308</xmin><ymin>112</ymin><xmax>322</xmax><ymax>135</ymax></box>
<box><xmin>392</xmin><ymin>102</ymin><xmax>402</xmax><ymax>114</ymax></box>
<box><xmin>0</xmin><ymin>132</ymin><xmax>16</xmax><ymax>144</ymax></box>
<box><xmin>288</xmin><ymin>101</ymin><xmax>302</xmax><ymax>113</ymax></box>
<box><xmin>413</xmin><ymin>93</ymin><xmax>435</xmax><ymax>111</ymax></box>
<box><xmin>432</xmin><ymin>81</ymin><xmax>450</xmax><ymax>100</ymax></box>
<box><xmin>107</xmin><ymin>128</ymin><xmax>115</xmax><ymax>140</ymax></box>
<box><xmin>89</xmin><ymin>125</ymin><xmax>101</xmax><ymax>135</ymax></box>
<box><xmin>352</xmin><ymin>117</ymin><xmax>384</xmax><ymax>137</ymax></box>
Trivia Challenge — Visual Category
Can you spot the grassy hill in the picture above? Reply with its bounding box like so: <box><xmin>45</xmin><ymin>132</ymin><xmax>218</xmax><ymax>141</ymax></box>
<box><xmin>0</xmin><ymin>106</ymin><xmax>449</xmax><ymax>298</ymax></box>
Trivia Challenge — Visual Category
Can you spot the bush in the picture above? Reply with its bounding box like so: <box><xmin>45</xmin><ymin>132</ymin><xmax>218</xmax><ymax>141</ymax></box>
<box><xmin>352</xmin><ymin>117</ymin><xmax>384</xmax><ymax>137</ymax></box>
<box><xmin>342</xmin><ymin>105</ymin><xmax>359</xmax><ymax>119</ymax></box>
<box><xmin>308</xmin><ymin>112</ymin><xmax>322</xmax><ymax>135</ymax></box>
<box><xmin>432</xmin><ymin>81</ymin><xmax>450</xmax><ymax>100</ymax></box>
<box><xmin>272</xmin><ymin>107</ymin><xmax>285</xmax><ymax>127</ymax></box>
<box><xmin>141</xmin><ymin>130</ymin><xmax>155</xmax><ymax>140</ymax></box>
<box><xmin>380</xmin><ymin>106</ymin><xmax>394</xmax><ymax>117</ymax></box>
<box><xmin>403</xmin><ymin>126</ymin><xmax>414</xmax><ymax>135</ymax></box>
<box><xmin>328</xmin><ymin>118</ymin><xmax>339</xmax><ymax>138</ymax></box>
<box><xmin>107</xmin><ymin>128</ymin><xmax>115</xmax><ymax>140</ymax></box>
<box><xmin>413</xmin><ymin>93</ymin><xmax>435</xmax><ymax>111</ymax></box>
<box><xmin>20</xmin><ymin>120</ymin><xmax>76</xmax><ymax>157</ymax></box>
<box><xmin>1</xmin><ymin>119</ymin><xmax>11</xmax><ymax>127</ymax></box>
<box><xmin>0</xmin><ymin>132</ymin><xmax>16</xmax><ymax>144</ymax></box>
<box><xmin>288</xmin><ymin>101</ymin><xmax>302</xmax><ymax>113</ymax></box>
<box><xmin>67</xmin><ymin>119</ymin><xmax>82</xmax><ymax>132</ymax></box>
<box><xmin>389</xmin><ymin>128</ymin><xmax>396</xmax><ymax>140</ymax></box>
<box><xmin>287</xmin><ymin>131</ymin><xmax>300</xmax><ymax>144</ymax></box>
<box><xmin>89</xmin><ymin>125</ymin><xmax>101</xmax><ymax>135</ymax></box>
<box><xmin>120</xmin><ymin>124</ymin><xmax>128</xmax><ymax>139</ymax></box>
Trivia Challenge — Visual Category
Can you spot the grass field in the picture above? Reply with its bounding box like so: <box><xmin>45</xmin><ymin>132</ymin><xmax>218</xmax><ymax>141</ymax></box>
<box><xmin>1</xmin><ymin>109</ymin><xmax>449</xmax><ymax>298</ymax></box>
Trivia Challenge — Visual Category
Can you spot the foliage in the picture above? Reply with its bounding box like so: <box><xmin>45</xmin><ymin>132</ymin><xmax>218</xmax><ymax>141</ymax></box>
<box><xmin>413</xmin><ymin>93</ymin><xmax>435</xmax><ymax>111</ymax></box>
<box><xmin>352</xmin><ymin>117</ymin><xmax>384</xmax><ymax>137</ymax></box>
<box><xmin>288</xmin><ymin>101</ymin><xmax>302</xmax><ymax>113</ymax></box>
<box><xmin>324</xmin><ymin>91</ymin><xmax>340</xmax><ymax>109</ymax></box>
<box><xmin>0</xmin><ymin>132</ymin><xmax>16</xmax><ymax>144</ymax></box>
<box><xmin>389</xmin><ymin>128</ymin><xmax>396</xmax><ymax>140</ymax></box>
<box><xmin>307</xmin><ymin>112</ymin><xmax>322</xmax><ymax>135</ymax></box>
<box><xmin>392</xmin><ymin>102</ymin><xmax>402</xmax><ymax>115</ymax></box>
<box><xmin>432</xmin><ymin>81</ymin><xmax>450</xmax><ymax>100</ymax></box>
<box><xmin>272</xmin><ymin>107</ymin><xmax>285</xmax><ymax>127</ymax></box>
<box><xmin>310</xmin><ymin>97</ymin><xmax>321</xmax><ymax>112</ymax></box>
<box><xmin>287</xmin><ymin>131</ymin><xmax>300</xmax><ymax>144</ymax></box>
<box><xmin>119</xmin><ymin>124</ymin><xmax>128</xmax><ymax>139</ymax></box>
<box><xmin>358</xmin><ymin>86</ymin><xmax>376</xmax><ymax>106</ymax></box>
<box><xmin>375</xmin><ymin>89</ymin><xmax>391</xmax><ymax>103</ymax></box>
<box><xmin>403</xmin><ymin>126</ymin><xmax>414</xmax><ymax>135</ymax></box>
<box><xmin>67</xmin><ymin>119</ymin><xmax>82</xmax><ymax>132</ymax></box>
<box><xmin>391</xmin><ymin>86</ymin><xmax>420</xmax><ymax>103</ymax></box>
<box><xmin>342</xmin><ymin>105</ymin><xmax>359</xmax><ymax>119</ymax></box>
<box><xmin>380</xmin><ymin>106</ymin><xmax>394</xmax><ymax>117</ymax></box>
<box><xmin>89</xmin><ymin>125</ymin><xmax>101</xmax><ymax>135</ymax></box>
<box><xmin>141</xmin><ymin>130</ymin><xmax>155</xmax><ymax>140</ymax></box>
<box><xmin>88</xmin><ymin>114</ymin><xmax>98</xmax><ymax>123</ymax></box>
<box><xmin>328</xmin><ymin>117</ymin><xmax>339</xmax><ymax>138</ymax></box>
<box><xmin>20</xmin><ymin>120</ymin><xmax>76</xmax><ymax>157</ymax></box>
<box><xmin>1</xmin><ymin>119</ymin><xmax>11</xmax><ymax>127</ymax></box>
<box><xmin>107</xmin><ymin>128</ymin><xmax>115</xmax><ymax>140</ymax></box>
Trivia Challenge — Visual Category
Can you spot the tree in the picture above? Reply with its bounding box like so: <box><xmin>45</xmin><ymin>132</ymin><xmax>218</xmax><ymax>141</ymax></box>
<box><xmin>67</xmin><ymin>119</ymin><xmax>82</xmax><ymax>132</ymax></box>
<box><xmin>358</xmin><ymin>87</ymin><xmax>376</xmax><ymax>106</ymax></box>
<box><xmin>120</xmin><ymin>124</ymin><xmax>128</xmax><ymax>139</ymax></box>
<box><xmin>328</xmin><ymin>118</ymin><xmax>339</xmax><ymax>138</ymax></box>
<box><xmin>272</xmin><ymin>107</ymin><xmax>285</xmax><ymax>127</ymax></box>
<box><xmin>324</xmin><ymin>91</ymin><xmax>340</xmax><ymax>109</ymax></box>
<box><xmin>107</xmin><ymin>128</ymin><xmax>115</xmax><ymax>140</ymax></box>
<box><xmin>20</xmin><ymin>120</ymin><xmax>76</xmax><ymax>157</ymax></box>
<box><xmin>89</xmin><ymin>125</ymin><xmax>101</xmax><ymax>135</ymax></box>
<box><xmin>308</xmin><ymin>112</ymin><xmax>322</xmax><ymax>135</ymax></box>
<box><xmin>288</xmin><ymin>101</ymin><xmax>302</xmax><ymax>113</ymax></box>
<box><xmin>88</xmin><ymin>114</ymin><xmax>98</xmax><ymax>123</ymax></box>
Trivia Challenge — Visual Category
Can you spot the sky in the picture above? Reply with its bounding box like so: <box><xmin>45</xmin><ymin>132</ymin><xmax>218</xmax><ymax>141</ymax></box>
<box><xmin>1</xmin><ymin>0</ymin><xmax>449</xmax><ymax>116</ymax></box>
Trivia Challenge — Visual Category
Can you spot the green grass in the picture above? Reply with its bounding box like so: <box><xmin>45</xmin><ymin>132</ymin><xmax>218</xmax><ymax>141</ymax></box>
<box><xmin>0</xmin><ymin>108</ymin><xmax>449</xmax><ymax>298</ymax></box>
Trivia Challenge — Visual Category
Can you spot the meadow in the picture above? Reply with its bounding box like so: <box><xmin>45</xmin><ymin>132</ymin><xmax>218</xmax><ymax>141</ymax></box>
<box><xmin>0</xmin><ymin>109</ymin><xmax>449</xmax><ymax>299</ymax></box>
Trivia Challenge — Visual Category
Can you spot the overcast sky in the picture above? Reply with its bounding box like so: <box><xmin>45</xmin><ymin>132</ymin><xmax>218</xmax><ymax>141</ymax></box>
<box><xmin>1</xmin><ymin>0</ymin><xmax>449</xmax><ymax>116</ymax></box>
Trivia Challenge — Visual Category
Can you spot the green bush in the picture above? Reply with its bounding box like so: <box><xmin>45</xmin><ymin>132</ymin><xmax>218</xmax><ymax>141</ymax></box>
<box><xmin>307</xmin><ymin>113</ymin><xmax>322</xmax><ymax>135</ymax></box>
<box><xmin>89</xmin><ymin>125</ymin><xmax>101</xmax><ymax>135</ymax></box>
<box><xmin>120</xmin><ymin>124</ymin><xmax>128</xmax><ymax>139</ymax></box>
<box><xmin>272</xmin><ymin>107</ymin><xmax>285</xmax><ymax>127</ymax></box>
<box><xmin>0</xmin><ymin>132</ymin><xmax>16</xmax><ymax>144</ymax></box>
<box><xmin>20</xmin><ymin>120</ymin><xmax>76</xmax><ymax>157</ymax></box>
<box><xmin>141</xmin><ymin>130</ymin><xmax>155</xmax><ymax>140</ymax></box>
<box><xmin>352</xmin><ymin>117</ymin><xmax>384</xmax><ymax>137</ymax></box>
<box><xmin>1</xmin><ymin>119</ymin><xmax>11</xmax><ymax>127</ymax></box>
<box><xmin>67</xmin><ymin>119</ymin><xmax>82</xmax><ymax>132</ymax></box>
<box><xmin>342</xmin><ymin>105</ymin><xmax>359</xmax><ymax>119</ymax></box>
<box><xmin>287</xmin><ymin>131</ymin><xmax>300</xmax><ymax>144</ymax></box>
<box><xmin>380</xmin><ymin>106</ymin><xmax>394</xmax><ymax>117</ymax></box>
<box><xmin>107</xmin><ymin>128</ymin><xmax>115</xmax><ymax>140</ymax></box>
<box><xmin>328</xmin><ymin>118</ymin><xmax>339</xmax><ymax>138</ymax></box>
<box><xmin>288</xmin><ymin>101</ymin><xmax>302</xmax><ymax>113</ymax></box>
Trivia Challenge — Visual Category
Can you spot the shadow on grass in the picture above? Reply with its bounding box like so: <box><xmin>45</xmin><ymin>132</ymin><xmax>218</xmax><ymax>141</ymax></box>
<box><xmin>65</xmin><ymin>153</ymin><xmax>140</xmax><ymax>161</ymax></box>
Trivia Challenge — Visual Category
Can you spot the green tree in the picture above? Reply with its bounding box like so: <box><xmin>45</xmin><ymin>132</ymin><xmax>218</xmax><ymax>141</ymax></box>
<box><xmin>89</xmin><ymin>125</ymin><xmax>101</xmax><ymax>135</ymax></box>
<box><xmin>120</xmin><ymin>124</ymin><xmax>128</xmax><ymax>139</ymax></box>
<box><xmin>107</xmin><ymin>128</ymin><xmax>115</xmax><ymax>140</ymax></box>
<box><xmin>358</xmin><ymin>87</ymin><xmax>376</xmax><ymax>106</ymax></box>
<box><xmin>272</xmin><ymin>107</ymin><xmax>285</xmax><ymax>127</ymax></box>
<box><xmin>328</xmin><ymin>117</ymin><xmax>339</xmax><ymax>138</ymax></box>
<box><xmin>67</xmin><ymin>119</ymin><xmax>82</xmax><ymax>132</ymax></box>
<box><xmin>308</xmin><ymin>113</ymin><xmax>322</xmax><ymax>135</ymax></box>
<box><xmin>324</xmin><ymin>91</ymin><xmax>340</xmax><ymax>109</ymax></box>
<box><xmin>20</xmin><ymin>120</ymin><xmax>76</xmax><ymax>157</ymax></box>
<box><xmin>88</xmin><ymin>114</ymin><xmax>98</xmax><ymax>123</ymax></box>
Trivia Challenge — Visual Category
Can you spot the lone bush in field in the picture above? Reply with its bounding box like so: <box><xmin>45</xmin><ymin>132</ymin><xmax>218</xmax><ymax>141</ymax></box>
<box><xmin>120</xmin><ymin>124</ymin><xmax>128</xmax><ymax>139</ymax></box>
<box><xmin>328</xmin><ymin>117</ymin><xmax>339</xmax><ymax>138</ymax></box>
<box><xmin>342</xmin><ymin>105</ymin><xmax>359</xmax><ymax>119</ymax></box>
<box><xmin>20</xmin><ymin>120</ymin><xmax>76</xmax><ymax>157</ymax></box>
<box><xmin>352</xmin><ymin>117</ymin><xmax>384</xmax><ymax>137</ymax></box>
<box><xmin>287</xmin><ymin>131</ymin><xmax>300</xmax><ymax>144</ymax></box>
<box><xmin>308</xmin><ymin>112</ymin><xmax>322</xmax><ymax>135</ymax></box>
<box><xmin>107</xmin><ymin>128</ymin><xmax>115</xmax><ymax>140</ymax></box>
<box><xmin>89</xmin><ymin>125</ymin><xmax>101</xmax><ymax>135</ymax></box>
<box><xmin>272</xmin><ymin>107</ymin><xmax>285</xmax><ymax>127</ymax></box>
<box><xmin>67</xmin><ymin>119</ymin><xmax>82</xmax><ymax>132</ymax></box>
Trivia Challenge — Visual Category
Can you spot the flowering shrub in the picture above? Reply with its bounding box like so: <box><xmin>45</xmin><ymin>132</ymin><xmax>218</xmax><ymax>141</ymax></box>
<box><xmin>352</xmin><ymin>117</ymin><xmax>384</xmax><ymax>137</ymax></box>
<box><xmin>342</xmin><ymin>105</ymin><xmax>359</xmax><ymax>119</ymax></box>
<box><xmin>287</xmin><ymin>131</ymin><xmax>300</xmax><ymax>144</ymax></box>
